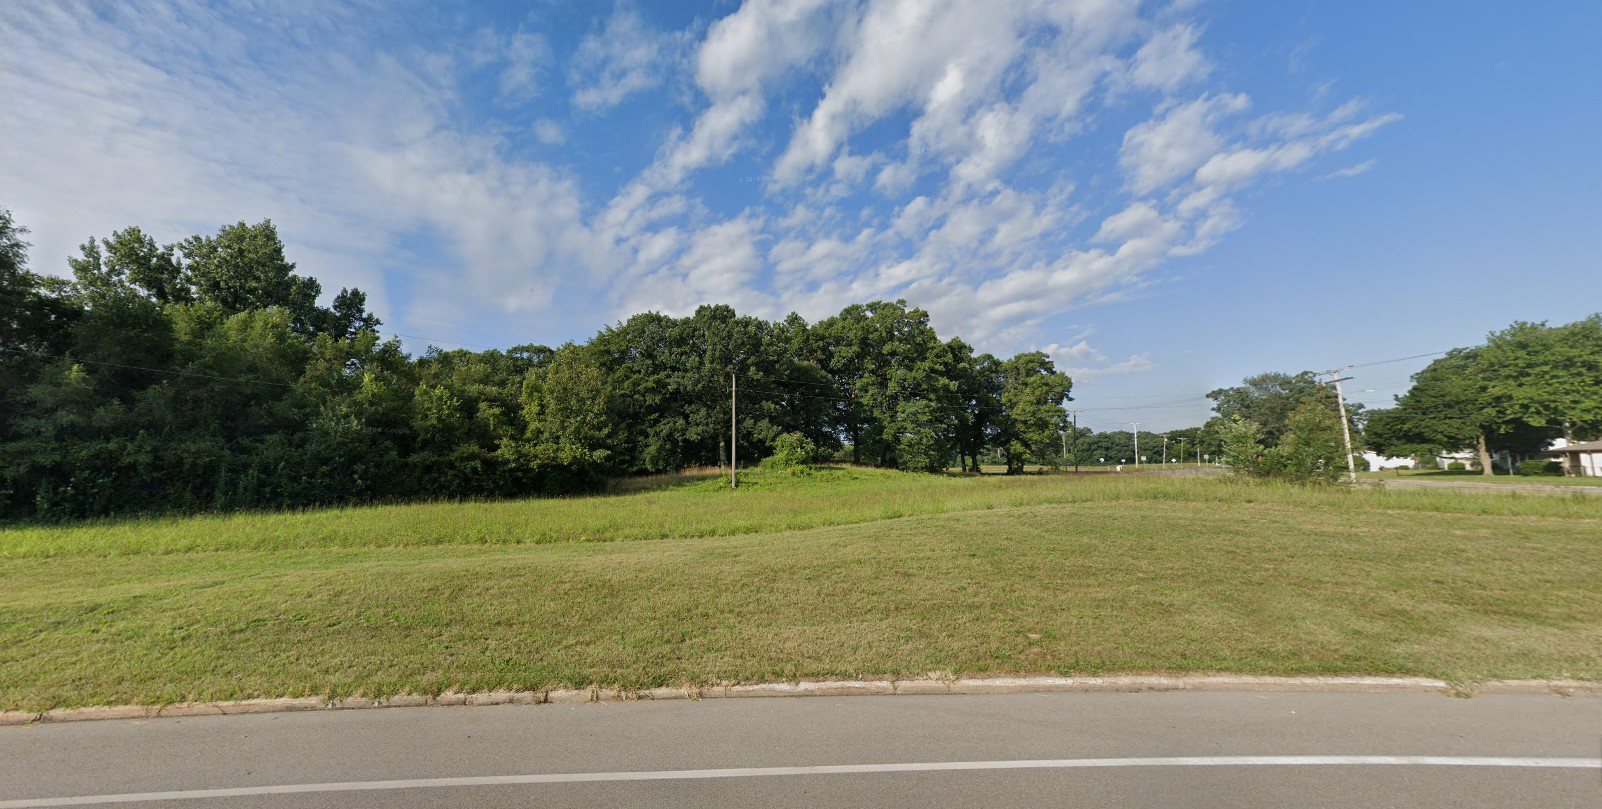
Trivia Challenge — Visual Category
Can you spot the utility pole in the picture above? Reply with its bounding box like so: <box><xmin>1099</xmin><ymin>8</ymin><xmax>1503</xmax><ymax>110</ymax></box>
<box><xmin>1318</xmin><ymin>367</ymin><xmax>1358</xmax><ymax>484</ymax></box>
<box><xmin>1130</xmin><ymin>422</ymin><xmax>1141</xmax><ymax>468</ymax></box>
<box><xmin>1072</xmin><ymin>410</ymin><xmax>1079</xmax><ymax>473</ymax></box>
<box><xmin>1162</xmin><ymin>435</ymin><xmax>1168</xmax><ymax>464</ymax></box>
<box><xmin>730</xmin><ymin>373</ymin><xmax>737</xmax><ymax>490</ymax></box>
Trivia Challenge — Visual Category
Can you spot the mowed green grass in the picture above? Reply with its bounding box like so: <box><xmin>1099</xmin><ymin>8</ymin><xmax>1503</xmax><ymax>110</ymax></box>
<box><xmin>2</xmin><ymin>469</ymin><xmax>1600</xmax><ymax>711</ymax></box>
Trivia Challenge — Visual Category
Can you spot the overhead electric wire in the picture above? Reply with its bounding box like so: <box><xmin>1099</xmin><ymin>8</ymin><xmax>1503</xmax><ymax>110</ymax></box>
<box><xmin>391</xmin><ymin>333</ymin><xmax>513</xmax><ymax>351</ymax></box>
<box><xmin>1341</xmin><ymin>344</ymin><xmax>1484</xmax><ymax>370</ymax></box>
<box><xmin>0</xmin><ymin>345</ymin><xmax>296</xmax><ymax>388</ymax></box>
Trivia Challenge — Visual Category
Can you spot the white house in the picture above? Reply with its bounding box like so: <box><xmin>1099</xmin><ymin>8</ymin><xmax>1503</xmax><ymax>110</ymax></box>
<box><xmin>1362</xmin><ymin>451</ymin><xmax>1414</xmax><ymax>470</ymax></box>
<box><xmin>1432</xmin><ymin>449</ymin><xmax>1506</xmax><ymax>470</ymax></box>
<box><xmin>1553</xmin><ymin>439</ymin><xmax>1602</xmax><ymax>477</ymax></box>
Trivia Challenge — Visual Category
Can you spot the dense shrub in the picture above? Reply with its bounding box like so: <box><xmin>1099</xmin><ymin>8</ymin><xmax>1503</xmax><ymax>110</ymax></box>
<box><xmin>1446</xmin><ymin>461</ymin><xmax>1466</xmax><ymax>471</ymax></box>
<box><xmin>1517</xmin><ymin>460</ymin><xmax>1564</xmax><ymax>476</ymax></box>
<box><xmin>762</xmin><ymin>432</ymin><xmax>819</xmax><ymax>475</ymax></box>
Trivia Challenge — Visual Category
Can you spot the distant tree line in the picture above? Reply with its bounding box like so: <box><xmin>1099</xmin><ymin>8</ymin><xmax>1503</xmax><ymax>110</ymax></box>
<box><xmin>1170</xmin><ymin>316</ymin><xmax>1602</xmax><ymax>481</ymax></box>
<box><xmin>0</xmin><ymin>209</ymin><xmax>1073</xmax><ymax>520</ymax></box>
<box><xmin>1363</xmin><ymin>316</ymin><xmax>1602</xmax><ymax>474</ymax></box>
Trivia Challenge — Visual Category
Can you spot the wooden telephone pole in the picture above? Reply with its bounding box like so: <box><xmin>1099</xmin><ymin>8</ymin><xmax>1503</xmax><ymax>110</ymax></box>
<box><xmin>1072</xmin><ymin>410</ymin><xmax>1079</xmax><ymax>473</ymax></box>
<box><xmin>1318</xmin><ymin>368</ymin><xmax>1358</xmax><ymax>484</ymax></box>
<box><xmin>730</xmin><ymin>373</ymin><xmax>737</xmax><ymax>489</ymax></box>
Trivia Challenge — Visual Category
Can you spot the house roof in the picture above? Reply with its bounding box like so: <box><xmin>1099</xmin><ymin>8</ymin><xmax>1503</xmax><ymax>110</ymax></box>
<box><xmin>1556</xmin><ymin>439</ymin><xmax>1602</xmax><ymax>453</ymax></box>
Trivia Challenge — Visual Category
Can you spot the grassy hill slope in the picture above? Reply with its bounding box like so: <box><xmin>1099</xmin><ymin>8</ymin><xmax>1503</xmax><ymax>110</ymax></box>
<box><xmin>3</xmin><ymin>469</ymin><xmax>1599</xmax><ymax>710</ymax></box>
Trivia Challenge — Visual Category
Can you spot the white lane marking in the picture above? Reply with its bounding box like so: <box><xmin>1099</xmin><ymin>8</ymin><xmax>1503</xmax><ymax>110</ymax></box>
<box><xmin>2</xmin><ymin>757</ymin><xmax>1597</xmax><ymax>807</ymax></box>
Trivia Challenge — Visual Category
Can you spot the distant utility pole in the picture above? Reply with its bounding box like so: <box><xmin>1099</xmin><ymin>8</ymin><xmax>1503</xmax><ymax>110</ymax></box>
<box><xmin>1162</xmin><ymin>435</ymin><xmax>1168</xmax><ymax>464</ymax></box>
<box><xmin>1130</xmin><ymin>422</ymin><xmax>1141</xmax><ymax>468</ymax></box>
<box><xmin>1072</xmin><ymin>410</ymin><xmax>1079</xmax><ymax>473</ymax></box>
<box><xmin>1317</xmin><ymin>367</ymin><xmax>1358</xmax><ymax>484</ymax></box>
<box><xmin>730</xmin><ymin>373</ymin><xmax>738</xmax><ymax>490</ymax></box>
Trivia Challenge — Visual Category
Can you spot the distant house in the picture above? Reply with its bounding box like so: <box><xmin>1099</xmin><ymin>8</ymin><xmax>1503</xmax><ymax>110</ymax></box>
<box><xmin>1362</xmin><ymin>451</ymin><xmax>1414</xmax><ymax>470</ymax></box>
<box><xmin>1433</xmin><ymin>449</ymin><xmax>1507</xmax><ymax>470</ymax></box>
<box><xmin>1553</xmin><ymin>439</ymin><xmax>1602</xmax><ymax>477</ymax></box>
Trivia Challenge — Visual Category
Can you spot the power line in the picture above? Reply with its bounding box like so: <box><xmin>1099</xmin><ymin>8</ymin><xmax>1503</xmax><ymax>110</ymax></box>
<box><xmin>1347</xmin><ymin>346</ymin><xmax>1480</xmax><ymax>369</ymax></box>
<box><xmin>392</xmin><ymin>333</ymin><xmax>511</xmax><ymax>351</ymax></box>
<box><xmin>0</xmin><ymin>346</ymin><xmax>295</xmax><ymax>388</ymax></box>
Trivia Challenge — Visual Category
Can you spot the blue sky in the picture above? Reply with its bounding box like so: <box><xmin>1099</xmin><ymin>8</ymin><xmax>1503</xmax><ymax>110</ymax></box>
<box><xmin>3</xmin><ymin>0</ymin><xmax>1598</xmax><ymax>430</ymax></box>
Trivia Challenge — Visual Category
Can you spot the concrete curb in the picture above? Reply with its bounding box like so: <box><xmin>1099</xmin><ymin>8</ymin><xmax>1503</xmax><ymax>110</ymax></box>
<box><xmin>8</xmin><ymin>676</ymin><xmax>1598</xmax><ymax>725</ymax></box>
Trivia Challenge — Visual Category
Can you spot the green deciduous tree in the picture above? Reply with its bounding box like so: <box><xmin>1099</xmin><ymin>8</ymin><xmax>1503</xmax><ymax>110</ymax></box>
<box><xmin>995</xmin><ymin>351</ymin><xmax>1073</xmax><ymax>474</ymax></box>
<box><xmin>1271</xmin><ymin>397</ymin><xmax>1348</xmax><ymax>483</ymax></box>
<box><xmin>1479</xmin><ymin>316</ymin><xmax>1602</xmax><ymax>443</ymax></box>
<box><xmin>181</xmin><ymin>220</ymin><xmax>323</xmax><ymax>333</ymax></box>
<box><xmin>1207</xmin><ymin>372</ymin><xmax>1323</xmax><ymax>446</ymax></box>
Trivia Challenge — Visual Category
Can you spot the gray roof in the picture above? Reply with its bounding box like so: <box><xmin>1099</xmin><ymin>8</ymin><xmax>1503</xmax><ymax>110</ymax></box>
<box><xmin>1556</xmin><ymin>439</ymin><xmax>1602</xmax><ymax>453</ymax></box>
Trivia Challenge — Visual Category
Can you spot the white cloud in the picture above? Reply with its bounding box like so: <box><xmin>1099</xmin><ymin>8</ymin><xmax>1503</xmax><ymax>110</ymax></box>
<box><xmin>1191</xmin><ymin>112</ymin><xmax>1400</xmax><ymax>191</ymax></box>
<box><xmin>694</xmin><ymin>0</ymin><xmax>835</xmax><ymax>98</ymax></box>
<box><xmin>498</xmin><ymin>29</ymin><xmax>551</xmax><ymax>103</ymax></box>
<box><xmin>346</xmin><ymin>134</ymin><xmax>595</xmax><ymax>314</ymax></box>
<box><xmin>621</xmin><ymin>215</ymin><xmax>773</xmax><ymax>316</ymax></box>
<box><xmin>1129</xmin><ymin>25</ymin><xmax>1208</xmax><ymax>91</ymax></box>
<box><xmin>1094</xmin><ymin>201</ymin><xmax>1163</xmax><ymax>244</ymax></box>
<box><xmin>1066</xmin><ymin>354</ymin><xmax>1155</xmax><ymax>381</ymax></box>
<box><xmin>1041</xmin><ymin>340</ymin><xmax>1103</xmax><ymax>364</ymax></box>
<box><xmin>568</xmin><ymin>7</ymin><xmax>681</xmax><ymax>111</ymax></box>
<box><xmin>646</xmin><ymin>0</ymin><xmax>835</xmax><ymax>183</ymax></box>
<box><xmin>1318</xmin><ymin>158</ymin><xmax>1377</xmax><ymax>180</ymax></box>
<box><xmin>532</xmin><ymin>119</ymin><xmax>565</xmax><ymax>145</ymax></box>
<box><xmin>774</xmin><ymin>0</ymin><xmax>1117</xmax><ymax>186</ymax></box>
<box><xmin>0</xmin><ymin>1</ymin><xmax>602</xmax><ymax>337</ymax></box>
<box><xmin>3</xmin><ymin>0</ymin><xmax>1400</xmax><ymax>367</ymax></box>
<box><xmin>1120</xmin><ymin>93</ymin><xmax>1250</xmax><ymax>194</ymax></box>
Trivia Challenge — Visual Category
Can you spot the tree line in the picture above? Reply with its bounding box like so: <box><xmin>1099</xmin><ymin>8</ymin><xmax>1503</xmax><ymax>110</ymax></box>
<box><xmin>1155</xmin><ymin>315</ymin><xmax>1602</xmax><ymax>481</ymax></box>
<box><xmin>1363</xmin><ymin>316</ymin><xmax>1602</xmax><ymax>474</ymax></box>
<box><xmin>0</xmin><ymin>209</ymin><xmax>1074</xmax><ymax>520</ymax></box>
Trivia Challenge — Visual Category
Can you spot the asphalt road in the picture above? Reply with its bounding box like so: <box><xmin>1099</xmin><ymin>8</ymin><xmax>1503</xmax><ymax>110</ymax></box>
<box><xmin>2</xmin><ymin>692</ymin><xmax>1598</xmax><ymax>808</ymax></box>
<box><xmin>1377</xmin><ymin>478</ymin><xmax>1602</xmax><ymax>495</ymax></box>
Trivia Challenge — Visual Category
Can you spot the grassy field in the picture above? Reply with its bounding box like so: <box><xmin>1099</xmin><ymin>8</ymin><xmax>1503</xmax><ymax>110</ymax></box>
<box><xmin>3</xmin><ymin>468</ymin><xmax>1600</xmax><ymax>711</ymax></box>
<box><xmin>1361</xmin><ymin>469</ymin><xmax>1602</xmax><ymax>487</ymax></box>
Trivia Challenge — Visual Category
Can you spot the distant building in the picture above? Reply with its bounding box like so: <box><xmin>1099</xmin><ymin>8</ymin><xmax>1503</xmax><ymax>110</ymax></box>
<box><xmin>1433</xmin><ymin>449</ymin><xmax>1500</xmax><ymax>470</ymax></box>
<box><xmin>1553</xmin><ymin>439</ymin><xmax>1602</xmax><ymax>477</ymax></box>
<box><xmin>1362</xmin><ymin>451</ymin><xmax>1414</xmax><ymax>470</ymax></box>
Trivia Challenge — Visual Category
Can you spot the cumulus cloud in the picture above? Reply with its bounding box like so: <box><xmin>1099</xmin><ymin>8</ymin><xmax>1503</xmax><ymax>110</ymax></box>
<box><xmin>772</xmin><ymin>0</ymin><xmax>1138</xmax><ymax>188</ymax></box>
<box><xmin>1120</xmin><ymin>93</ymin><xmax>1250</xmax><ymax>194</ymax></box>
<box><xmin>1041</xmin><ymin>340</ymin><xmax>1103</xmax><ymax>364</ymax></box>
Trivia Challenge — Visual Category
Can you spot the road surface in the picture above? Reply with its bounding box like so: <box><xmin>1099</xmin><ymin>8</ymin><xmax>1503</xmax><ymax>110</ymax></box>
<box><xmin>1377</xmin><ymin>478</ymin><xmax>1602</xmax><ymax>495</ymax></box>
<box><xmin>2</xmin><ymin>692</ymin><xmax>1598</xmax><ymax>807</ymax></box>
